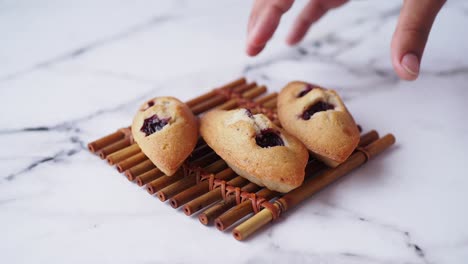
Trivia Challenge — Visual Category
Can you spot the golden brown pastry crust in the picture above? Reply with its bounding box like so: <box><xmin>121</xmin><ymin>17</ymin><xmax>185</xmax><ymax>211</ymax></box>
<box><xmin>277</xmin><ymin>81</ymin><xmax>360</xmax><ymax>167</ymax></box>
<box><xmin>132</xmin><ymin>97</ymin><xmax>198</xmax><ymax>176</ymax></box>
<box><xmin>200</xmin><ymin>108</ymin><xmax>309</xmax><ymax>193</ymax></box>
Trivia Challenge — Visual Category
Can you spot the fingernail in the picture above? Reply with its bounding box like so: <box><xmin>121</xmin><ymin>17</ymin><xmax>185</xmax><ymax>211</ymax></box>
<box><xmin>401</xmin><ymin>53</ymin><xmax>420</xmax><ymax>76</ymax></box>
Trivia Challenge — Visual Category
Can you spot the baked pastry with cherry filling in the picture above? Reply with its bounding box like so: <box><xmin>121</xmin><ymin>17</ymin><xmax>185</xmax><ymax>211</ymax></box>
<box><xmin>200</xmin><ymin>108</ymin><xmax>308</xmax><ymax>193</ymax></box>
<box><xmin>132</xmin><ymin>97</ymin><xmax>198</xmax><ymax>176</ymax></box>
<box><xmin>277</xmin><ymin>81</ymin><xmax>360</xmax><ymax>167</ymax></box>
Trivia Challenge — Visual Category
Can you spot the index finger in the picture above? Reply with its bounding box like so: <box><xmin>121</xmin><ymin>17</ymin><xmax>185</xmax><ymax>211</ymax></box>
<box><xmin>246</xmin><ymin>0</ymin><xmax>294</xmax><ymax>56</ymax></box>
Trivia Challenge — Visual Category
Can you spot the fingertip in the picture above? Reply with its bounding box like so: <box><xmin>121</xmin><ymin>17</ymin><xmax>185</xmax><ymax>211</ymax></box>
<box><xmin>246</xmin><ymin>44</ymin><xmax>266</xmax><ymax>57</ymax></box>
<box><xmin>389</xmin><ymin>0</ymin><xmax>445</xmax><ymax>81</ymax></box>
<box><xmin>287</xmin><ymin>19</ymin><xmax>312</xmax><ymax>47</ymax></box>
<box><xmin>286</xmin><ymin>33</ymin><xmax>299</xmax><ymax>46</ymax></box>
<box><xmin>247</xmin><ymin>33</ymin><xmax>265</xmax><ymax>49</ymax></box>
<box><xmin>392</xmin><ymin>53</ymin><xmax>420</xmax><ymax>81</ymax></box>
<box><xmin>401</xmin><ymin>53</ymin><xmax>420</xmax><ymax>78</ymax></box>
<box><xmin>246</xmin><ymin>46</ymin><xmax>255</xmax><ymax>56</ymax></box>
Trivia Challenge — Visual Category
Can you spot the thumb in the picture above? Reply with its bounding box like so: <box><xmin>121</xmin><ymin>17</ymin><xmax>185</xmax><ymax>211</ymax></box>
<box><xmin>391</xmin><ymin>0</ymin><xmax>446</xmax><ymax>81</ymax></box>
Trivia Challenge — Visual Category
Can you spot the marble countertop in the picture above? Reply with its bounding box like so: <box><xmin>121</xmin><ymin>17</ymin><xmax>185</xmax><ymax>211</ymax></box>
<box><xmin>1</xmin><ymin>0</ymin><xmax>467</xmax><ymax>263</ymax></box>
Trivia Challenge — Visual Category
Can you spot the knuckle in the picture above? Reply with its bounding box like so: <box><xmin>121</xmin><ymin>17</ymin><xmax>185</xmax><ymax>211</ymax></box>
<box><xmin>401</xmin><ymin>22</ymin><xmax>431</xmax><ymax>40</ymax></box>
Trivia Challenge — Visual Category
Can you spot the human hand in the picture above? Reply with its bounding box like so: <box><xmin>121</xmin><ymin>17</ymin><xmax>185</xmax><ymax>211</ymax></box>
<box><xmin>246</xmin><ymin>0</ymin><xmax>446</xmax><ymax>81</ymax></box>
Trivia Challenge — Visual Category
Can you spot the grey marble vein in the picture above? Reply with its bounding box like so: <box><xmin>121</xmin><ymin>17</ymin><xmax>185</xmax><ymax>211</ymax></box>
<box><xmin>4</xmin><ymin>135</ymin><xmax>84</xmax><ymax>181</ymax></box>
<box><xmin>0</xmin><ymin>15</ymin><xmax>175</xmax><ymax>82</ymax></box>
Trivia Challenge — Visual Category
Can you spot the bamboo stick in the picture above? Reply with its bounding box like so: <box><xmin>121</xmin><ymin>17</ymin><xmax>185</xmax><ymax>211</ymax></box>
<box><xmin>254</xmin><ymin>92</ymin><xmax>278</xmax><ymax>105</ymax></box>
<box><xmin>232</xmin><ymin>82</ymin><xmax>258</xmax><ymax>94</ymax></box>
<box><xmin>233</xmin><ymin>208</ymin><xmax>272</xmax><ymax>241</ymax></box>
<box><xmin>140</xmin><ymin>148</ymin><xmax>217</xmax><ymax>189</ymax></box>
<box><xmin>128</xmin><ymin>144</ymin><xmax>216</xmax><ymax>185</ymax></box>
<box><xmin>241</xmin><ymin>85</ymin><xmax>267</xmax><ymax>100</ymax></box>
<box><xmin>191</xmin><ymin>82</ymin><xmax>260</xmax><ymax>114</ymax></box>
<box><xmin>218</xmin><ymin>87</ymin><xmax>274</xmax><ymax>112</ymax></box>
<box><xmin>131</xmin><ymin>168</ymin><xmax>162</xmax><ymax>184</ymax></box>
<box><xmin>156</xmin><ymin>160</ymin><xmax>227</xmax><ymax>201</ymax></box>
<box><xmin>189</xmin><ymin>150</ymin><xmax>220</xmax><ymax>167</ymax></box>
<box><xmin>157</xmin><ymin>175</ymin><xmax>201</xmax><ymax>201</ymax></box>
<box><xmin>168</xmin><ymin>167</ymin><xmax>235</xmax><ymax>208</ymax></box>
<box><xmin>262</xmin><ymin>98</ymin><xmax>278</xmax><ymax>109</ymax></box>
<box><xmin>199</xmin><ymin>183</ymin><xmax>260</xmax><ymax>225</ymax></box>
<box><xmin>216</xmin><ymin>99</ymin><xmax>238</xmax><ymax>111</ymax></box>
<box><xmin>359</xmin><ymin>130</ymin><xmax>379</xmax><ymax>147</ymax></box>
<box><xmin>125</xmin><ymin>160</ymin><xmax>157</xmax><ymax>181</ymax></box>
<box><xmin>213</xmin><ymin>158</ymin><xmax>324</xmax><ymax>231</ymax></box>
<box><xmin>106</xmin><ymin>144</ymin><xmax>140</xmax><ymax>165</ymax></box>
<box><xmin>214</xmin><ymin>188</ymin><xmax>279</xmax><ymax>231</ymax></box>
<box><xmin>216</xmin><ymin>83</ymin><xmax>257</xmax><ymax>110</ymax></box>
<box><xmin>146</xmin><ymin>170</ymin><xmax>185</xmax><ymax>194</ymax></box>
<box><xmin>116</xmin><ymin>152</ymin><xmax>147</xmax><ymax>173</ymax></box>
<box><xmin>183</xmin><ymin>176</ymin><xmax>249</xmax><ymax>216</ymax></box>
<box><xmin>185</xmin><ymin>78</ymin><xmax>246</xmax><ymax>107</ymax></box>
<box><xmin>88</xmin><ymin>130</ymin><xmax>125</xmax><ymax>153</ymax></box>
<box><xmin>96</xmin><ymin>137</ymin><xmax>132</xmax><ymax>159</ymax></box>
<box><xmin>191</xmin><ymin>94</ymin><xmax>232</xmax><ymax>115</ymax></box>
<box><xmin>189</xmin><ymin>144</ymin><xmax>212</xmax><ymax>161</ymax></box>
<box><xmin>232</xmin><ymin>134</ymin><xmax>396</xmax><ymax>241</ymax></box>
<box><xmin>144</xmin><ymin>151</ymin><xmax>219</xmax><ymax>190</ymax></box>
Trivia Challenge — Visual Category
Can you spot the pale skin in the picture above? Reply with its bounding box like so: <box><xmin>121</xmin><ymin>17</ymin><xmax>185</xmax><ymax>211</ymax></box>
<box><xmin>246</xmin><ymin>0</ymin><xmax>447</xmax><ymax>81</ymax></box>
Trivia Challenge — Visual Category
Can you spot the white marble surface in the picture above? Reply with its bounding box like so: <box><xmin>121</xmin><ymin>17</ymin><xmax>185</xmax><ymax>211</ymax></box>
<box><xmin>1</xmin><ymin>0</ymin><xmax>468</xmax><ymax>263</ymax></box>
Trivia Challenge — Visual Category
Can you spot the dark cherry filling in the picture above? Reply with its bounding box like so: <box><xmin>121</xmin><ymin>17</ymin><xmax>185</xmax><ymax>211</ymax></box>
<box><xmin>301</xmin><ymin>101</ymin><xmax>334</xmax><ymax>120</ymax></box>
<box><xmin>255</xmin><ymin>129</ymin><xmax>284</xmax><ymax>148</ymax></box>
<box><xmin>141</xmin><ymin>101</ymin><xmax>155</xmax><ymax>111</ymax></box>
<box><xmin>297</xmin><ymin>84</ymin><xmax>315</xmax><ymax>97</ymax></box>
<box><xmin>245</xmin><ymin>109</ymin><xmax>253</xmax><ymax>118</ymax></box>
<box><xmin>140</xmin><ymin>114</ymin><xmax>171</xmax><ymax>136</ymax></box>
